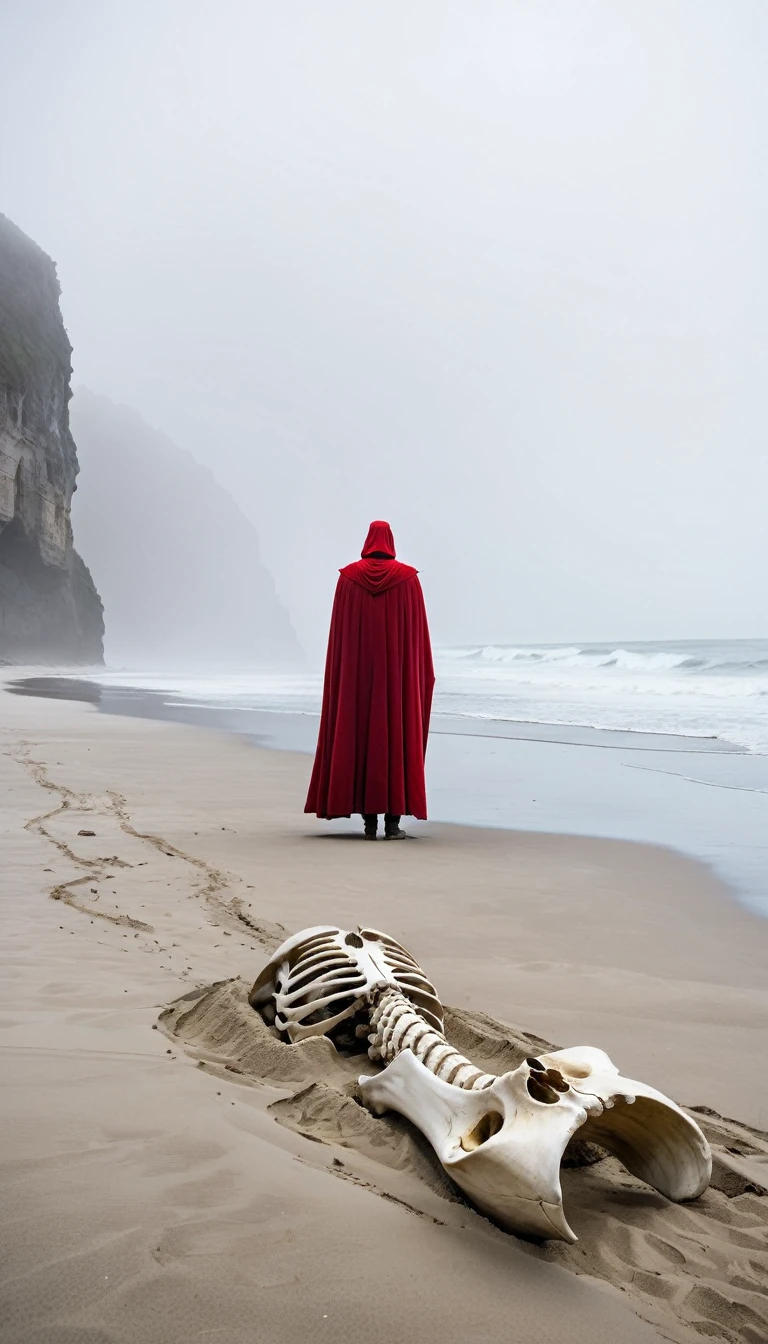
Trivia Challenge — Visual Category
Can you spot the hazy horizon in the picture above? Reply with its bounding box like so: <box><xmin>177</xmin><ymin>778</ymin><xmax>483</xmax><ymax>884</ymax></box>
<box><xmin>3</xmin><ymin>1</ymin><xmax>765</xmax><ymax>658</ymax></box>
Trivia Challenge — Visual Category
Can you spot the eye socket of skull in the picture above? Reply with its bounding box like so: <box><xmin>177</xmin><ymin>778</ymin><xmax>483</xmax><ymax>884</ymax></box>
<box><xmin>460</xmin><ymin>1110</ymin><xmax>504</xmax><ymax>1151</ymax></box>
<box><xmin>543</xmin><ymin>1068</ymin><xmax>569</xmax><ymax>1092</ymax></box>
<box><xmin>527</xmin><ymin>1076</ymin><xmax>561</xmax><ymax>1105</ymax></box>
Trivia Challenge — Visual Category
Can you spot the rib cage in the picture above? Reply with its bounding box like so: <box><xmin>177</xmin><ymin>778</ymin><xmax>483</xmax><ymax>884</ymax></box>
<box><xmin>249</xmin><ymin>925</ymin><xmax>443</xmax><ymax>1043</ymax></box>
<box><xmin>251</xmin><ymin>927</ymin><xmax>492</xmax><ymax>1088</ymax></box>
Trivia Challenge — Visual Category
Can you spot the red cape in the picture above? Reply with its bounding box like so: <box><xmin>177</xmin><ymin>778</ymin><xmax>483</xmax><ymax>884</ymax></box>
<box><xmin>305</xmin><ymin>522</ymin><xmax>435</xmax><ymax>820</ymax></box>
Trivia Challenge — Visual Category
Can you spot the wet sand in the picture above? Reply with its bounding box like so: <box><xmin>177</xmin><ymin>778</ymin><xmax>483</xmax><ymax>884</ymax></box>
<box><xmin>2</xmin><ymin>683</ymin><xmax>767</xmax><ymax>1343</ymax></box>
<box><xmin>10</xmin><ymin>671</ymin><xmax>768</xmax><ymax>916</ymax></box>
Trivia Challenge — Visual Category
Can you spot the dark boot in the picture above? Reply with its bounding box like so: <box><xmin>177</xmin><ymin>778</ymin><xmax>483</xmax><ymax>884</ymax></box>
<box><xmin>363</xmin><ymin>814</ymin><xmax>378</xmax><ymax>841</ymax></box>
<box><xmin>384</xmin><ymin>814</ymin><xmax>406</xmax><ymax>840</ymax></box>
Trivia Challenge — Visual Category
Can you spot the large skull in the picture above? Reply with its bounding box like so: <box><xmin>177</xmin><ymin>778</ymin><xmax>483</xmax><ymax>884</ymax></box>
<box><xmin>359</xmin><ymin>1044</ymin><xmax>712</xmax><ymax>1242</ymax></box>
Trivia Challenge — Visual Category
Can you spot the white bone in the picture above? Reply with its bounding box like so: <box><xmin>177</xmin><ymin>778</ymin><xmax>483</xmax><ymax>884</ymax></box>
<box><xmin>369</xmin><ymin>987</ymin><xmax>495</xmax><ymax>1088</ymax></box>
<box><xmin>359</xmin><ymin>1048</ymin><xmax>711</xmax><ymax>1242</ymax></box>
<box><xmin>543</xmin><ymin>1047</ymin><xmax>711</xmax><ymax>1205</ymax></box>
<box><xmin>251</xmin><ymin>926</ymin><xmax>712</xmax><ymax>1241</ymax></box>
<box><xmin>249</xmin><ymin>925</ymin><xmax>443</xmax><ymax>1042</ymax></box>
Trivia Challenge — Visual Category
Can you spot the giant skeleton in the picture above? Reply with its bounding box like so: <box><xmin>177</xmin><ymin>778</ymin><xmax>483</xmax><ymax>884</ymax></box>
<box><xmin>250</xmin><ymin>925</ymin><xmax>711</xmax><ymax>1242</ymax></box>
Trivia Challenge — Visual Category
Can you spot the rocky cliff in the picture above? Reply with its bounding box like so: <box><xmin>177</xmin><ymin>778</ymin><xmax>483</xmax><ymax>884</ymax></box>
<box><xmin>0</xmin><ymin>215</ymin><xmax>104</xmax><ymax>663</ymax></box>
<box><xmin>71</xmin><ymin>391</ymin><xmax>301</xmax><ymax>666</ymax></box>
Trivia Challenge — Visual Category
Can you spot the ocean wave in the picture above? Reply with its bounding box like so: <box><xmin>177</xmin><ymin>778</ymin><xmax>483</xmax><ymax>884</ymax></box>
<box><xmin>441</xmin><ymin>641</ymin><xmax>768</xmax><ymax>676</ymax></box>
<box><xmin>432</xmin><ymin>640</ymin><xmax>768</xmax><ymax>754</ymax></box>
<box><xmin>90</xmin><ymin>640</ymin><xmax>768</xmax><ymax>757</ymax></box>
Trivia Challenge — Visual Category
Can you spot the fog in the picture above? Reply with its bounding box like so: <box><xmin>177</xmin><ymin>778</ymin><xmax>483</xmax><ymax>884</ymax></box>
<box><xmin>2</xmin><ymin>1</ymin><xmax>765</xmax><ymax>659</ymax></box>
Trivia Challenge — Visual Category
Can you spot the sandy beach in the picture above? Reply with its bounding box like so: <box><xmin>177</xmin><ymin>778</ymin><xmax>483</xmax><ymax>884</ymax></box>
<box><xmin>2</xmin><ymin>681</ymin><xmax>768</xmax><ymax>1344</ymax></box>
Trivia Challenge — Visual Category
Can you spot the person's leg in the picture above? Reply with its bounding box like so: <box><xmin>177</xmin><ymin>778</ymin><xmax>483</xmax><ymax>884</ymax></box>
<box><xmin>384</xmin><ymin>814</ymin><xmax>406</xmax><ymax>839</ymax></box>
<box><xmin>363</xmin><ymin>814</ymin><xmax>378</xmax><ymax>840</ymax></box>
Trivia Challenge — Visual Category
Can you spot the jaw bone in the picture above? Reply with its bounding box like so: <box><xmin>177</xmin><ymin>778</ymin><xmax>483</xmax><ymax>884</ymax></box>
<box><xmin>249</xmin><ymin>925</ymin><xmax>711</xmax><ymax>1243</ymax></box>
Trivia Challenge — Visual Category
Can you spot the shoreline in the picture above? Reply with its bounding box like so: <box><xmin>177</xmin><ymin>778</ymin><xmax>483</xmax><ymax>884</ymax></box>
<box><xmin>2</xmin><ymin>684</ymin><xmax>768</xmax><ymax>1341</ymax></box>
<box><xmin>5</xmin><ymin>666</ymin><xmax>750</xmax><ymax>749</ymax></box>
<box><xmin>6</xmin><ymin>670</ymin><xmax>768</xmax><ymax>918</ymax></box>
<box><xmin>2</xmin><ymin>682</ymin><xmax>768</xmax><ymax>1114</ymax></box>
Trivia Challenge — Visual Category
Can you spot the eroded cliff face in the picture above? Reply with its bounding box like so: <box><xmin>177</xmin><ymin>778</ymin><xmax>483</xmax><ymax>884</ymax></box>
<box><xmin>0</xmin><ymin>214</ymin><xmax>103</xmax><ymax>663</ymax></box>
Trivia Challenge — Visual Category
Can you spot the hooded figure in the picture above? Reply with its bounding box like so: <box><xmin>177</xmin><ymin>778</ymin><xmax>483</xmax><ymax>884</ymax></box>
<box><xmin>305</xmin><ymin>521</ymin><xmax>435</xmax><ymax>838</ymax></box>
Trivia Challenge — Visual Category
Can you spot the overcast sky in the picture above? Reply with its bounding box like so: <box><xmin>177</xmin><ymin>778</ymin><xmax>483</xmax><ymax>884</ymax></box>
<box><xmin>2</xmin><ymin>1</ymin><xmax>765</xmax><ymax>656</ymax></box>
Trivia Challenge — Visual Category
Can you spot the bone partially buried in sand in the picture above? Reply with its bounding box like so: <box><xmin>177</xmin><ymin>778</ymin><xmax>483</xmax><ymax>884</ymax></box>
<box><xmin>249</xmin><ymin>924</ymin><xmax>712</xmax><ymax>1243</ymax></box>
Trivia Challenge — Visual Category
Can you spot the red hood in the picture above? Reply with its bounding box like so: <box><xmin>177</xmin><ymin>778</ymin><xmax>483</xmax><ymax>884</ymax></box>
<box><xmin>340</xmin><ymin>520</ymin><xmax>417</xmax><ymax>594</ymax></box>
<box><xmin>361</xmin><ymin>520</ymin><xmax>396</xmax><ymax>558</ymax></box>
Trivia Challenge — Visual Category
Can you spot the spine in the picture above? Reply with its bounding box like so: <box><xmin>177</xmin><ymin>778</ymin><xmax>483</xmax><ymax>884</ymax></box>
<box><xmin>367</xmin><ymin>987</ymin><xmax>495</xmax><ymax>1090</ymax></box>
